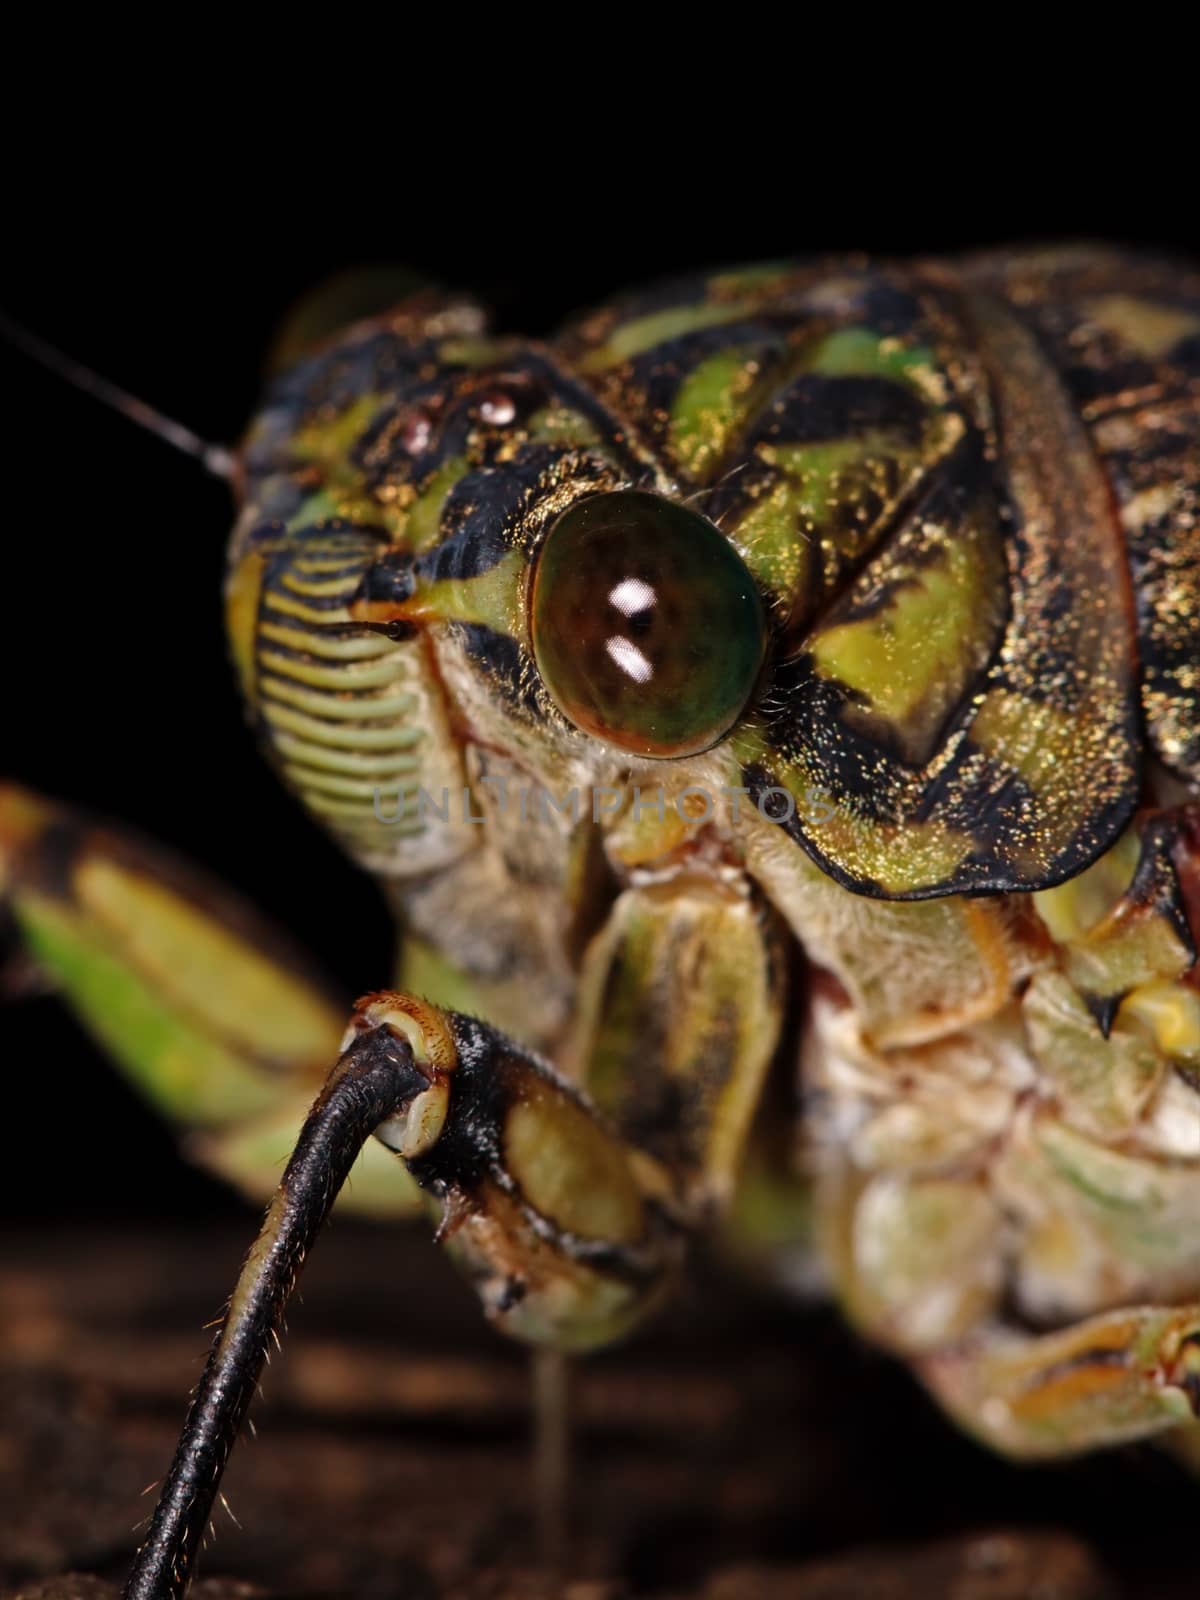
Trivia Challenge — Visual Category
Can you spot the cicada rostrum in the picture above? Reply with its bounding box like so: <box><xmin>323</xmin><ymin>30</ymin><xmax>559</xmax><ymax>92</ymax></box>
<box><xmin>3</xmin><ymin>245</ymin><xmax>1200</xmax><ymax>1597</ymax></box>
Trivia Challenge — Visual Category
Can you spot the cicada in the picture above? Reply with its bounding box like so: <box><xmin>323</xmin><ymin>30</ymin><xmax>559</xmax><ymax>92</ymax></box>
<box><xmin>4</xmin><ymin>245</ymin><xmax>1200</xmax><ymax>1598</ymax></box>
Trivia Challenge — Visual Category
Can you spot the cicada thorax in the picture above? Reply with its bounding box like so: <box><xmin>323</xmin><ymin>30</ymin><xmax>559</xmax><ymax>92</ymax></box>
<box><xmin>558</xmin><ymin>256</ymin><xmax>1153</xmax><ymax>901</ymax></box>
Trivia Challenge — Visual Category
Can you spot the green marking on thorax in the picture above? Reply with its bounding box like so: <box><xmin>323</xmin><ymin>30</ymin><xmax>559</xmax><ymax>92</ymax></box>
<box><xmin>728</xmin><ymin>327</ymin><xmax>949</xmax><ymax>616</ymax></box>
<box><xmin>806</xmin><ymin>327</ymin><xmax>939</xmax><ymax>386</ymax></box>
<box><xmin>583</xmin><ymin>302</ymin><xmax>759</xmax><ymax>369</ymax></box>
<box><xmin>669</xmin><ymin>348</ymin><xmax>761</xmax><ymax>478</ymax></box>
<box><xmin>732</xmin><ymin>476</ymin><xmax>818</xmax><ymax>616</ymax></box>
<box><xmin>771</xmin><ymin>437</ymin><xmax>896</xmax><ymax>520</ymax></box>
<box><xmin>808</xmin><ymin>528</ymin><xmax>994</xmax><ymax>722</ymax></box>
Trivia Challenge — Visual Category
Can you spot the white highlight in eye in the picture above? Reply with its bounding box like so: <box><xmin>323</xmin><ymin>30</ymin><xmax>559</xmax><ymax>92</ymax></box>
<box><xmin>608</xmin><ymin>576</ymin><xmax>656</xmax><ymax>618</ymax></box>
<box><xmin>605</xmin><ymin>636</ymin><xmax>654</xmax><ymax>684</ymax></box>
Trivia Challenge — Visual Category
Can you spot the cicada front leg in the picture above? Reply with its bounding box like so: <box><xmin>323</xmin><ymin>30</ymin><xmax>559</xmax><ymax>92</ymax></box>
<box><xmin>121</xmin><ymin>991</ymin><xmax>687</xmax><ymax>1598</ymax></box>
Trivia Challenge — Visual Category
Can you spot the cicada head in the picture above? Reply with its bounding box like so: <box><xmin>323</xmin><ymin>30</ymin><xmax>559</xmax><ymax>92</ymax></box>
<box><xmin>226</xmin><ymin>286</ymin><xmax>781</xmax><ymax>881</ymax></box>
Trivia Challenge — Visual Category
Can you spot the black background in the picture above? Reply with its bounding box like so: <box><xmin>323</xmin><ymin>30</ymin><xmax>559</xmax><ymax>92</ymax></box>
<box><xmin>4</xmin><ymin>139</ymin><xmax>1199</xmax><ymax>1221</ymax></box>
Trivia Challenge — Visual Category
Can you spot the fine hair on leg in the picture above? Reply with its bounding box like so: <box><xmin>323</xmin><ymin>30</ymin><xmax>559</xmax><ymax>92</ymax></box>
<box><xmin>124</xmin><ymin>1025</ymin><xmax>429</xmax><ymax>1600</ymax></box>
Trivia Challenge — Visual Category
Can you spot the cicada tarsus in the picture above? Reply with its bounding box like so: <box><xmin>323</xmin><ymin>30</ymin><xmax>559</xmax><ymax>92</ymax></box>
<box><xmin>3</xmin><ymin>246</ymin><xmax>1200</xmax><ymax>1598</ymax></box>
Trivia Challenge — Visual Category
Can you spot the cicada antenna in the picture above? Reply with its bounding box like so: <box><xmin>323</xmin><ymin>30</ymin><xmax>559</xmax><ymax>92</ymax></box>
<box><xmin>0</xmin><ymin>308</ymin><xmax>237</xmax><ymax>481</ymax></box>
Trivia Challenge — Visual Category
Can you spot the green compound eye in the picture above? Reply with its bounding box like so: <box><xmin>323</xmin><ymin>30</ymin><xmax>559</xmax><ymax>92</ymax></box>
<box><xmin>530</xmin><ymin>490</ymin><xmax>767</xmax><ymax>759</ymax></box>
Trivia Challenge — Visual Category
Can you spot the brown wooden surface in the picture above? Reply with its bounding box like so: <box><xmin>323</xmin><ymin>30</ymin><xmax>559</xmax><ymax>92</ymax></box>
<box><xmin>0</xmin><ymin>1221</ymin><xmax>1193</xmax><ymax>1598</ymax></box>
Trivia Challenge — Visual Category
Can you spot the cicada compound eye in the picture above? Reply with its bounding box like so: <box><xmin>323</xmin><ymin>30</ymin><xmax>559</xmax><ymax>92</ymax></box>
<box><xmin>530</xmin><ymin>490</ymin><xmax>767</xmax><ymax>759</ymax></box>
